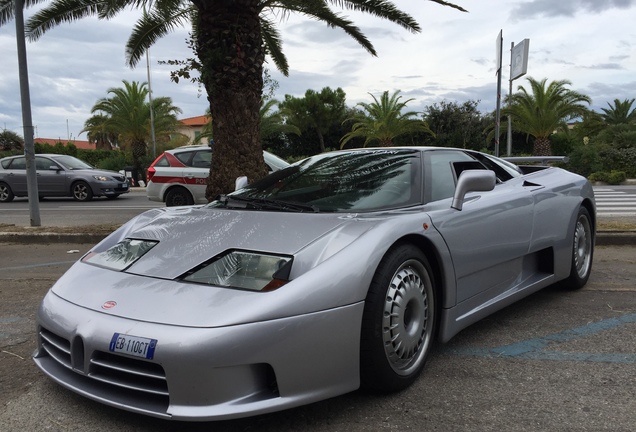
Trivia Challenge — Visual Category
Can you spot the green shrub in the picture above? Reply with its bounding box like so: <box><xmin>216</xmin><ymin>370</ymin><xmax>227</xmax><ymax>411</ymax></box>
<box><xmin>589</xmin><ymin>171</ymin><xmax>627</xmax><ymax>185</ymax></box>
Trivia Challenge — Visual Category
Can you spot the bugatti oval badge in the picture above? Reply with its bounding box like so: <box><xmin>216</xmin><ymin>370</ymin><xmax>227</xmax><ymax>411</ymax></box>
<box><xmin>102</xmin><ymin>301</ymin><xmax>117</xmax><ymax>310</ymax></box>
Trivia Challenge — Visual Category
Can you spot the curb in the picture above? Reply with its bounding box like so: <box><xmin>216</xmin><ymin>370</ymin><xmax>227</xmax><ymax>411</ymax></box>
<box><xmin>1</xmin><ymin>231</ymin><xmax>635</xmax><ymax>246</ymax></box>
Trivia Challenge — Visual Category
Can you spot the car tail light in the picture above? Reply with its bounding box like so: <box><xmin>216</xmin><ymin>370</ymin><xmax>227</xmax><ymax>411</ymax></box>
<box><xmin>147</xmin><ymin>166</ymin><xmax>156</xmax><ymax>182</ymax></box>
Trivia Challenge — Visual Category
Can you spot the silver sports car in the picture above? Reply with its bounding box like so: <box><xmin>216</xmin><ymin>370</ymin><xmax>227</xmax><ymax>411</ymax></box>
<box><xmin>33</xmin><ymin>147</ymin><xmax>595</xmax><ymax>421</ymax></box>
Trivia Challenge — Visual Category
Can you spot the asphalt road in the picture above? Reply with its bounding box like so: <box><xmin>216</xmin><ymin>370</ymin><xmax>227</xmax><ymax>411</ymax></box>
<box><xmin>0</xmin><ymin>243</ymin><xmax>635</xmax><ymax>431</ymax></box>
<box><xmin>0</xmin><ymin>188</ymin><xmax>162</xmax><ymax>228</ymax></box>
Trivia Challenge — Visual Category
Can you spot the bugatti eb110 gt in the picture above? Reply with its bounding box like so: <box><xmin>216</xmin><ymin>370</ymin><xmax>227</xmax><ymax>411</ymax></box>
<box><xmin>33</xmin><ymin>147</ymin><xmax>595</xmax><ymax>421</ymax></box>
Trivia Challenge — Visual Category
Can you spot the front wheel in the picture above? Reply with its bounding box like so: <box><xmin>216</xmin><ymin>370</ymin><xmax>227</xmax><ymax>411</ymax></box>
<box><xmin>0</xmin><ymin>182</ymin><xmax>14</xmax><ymax>202</ymax></box>
<box><xmin>72</xmin><ymin>181</ymin><xmax>93</xmax><ymax>201</ymax></box>
<box><xmin>360</xmin><ymin>244</ymin><xmax>436</xmax><ymax>392</ymax></box>
<box><xmin>561</xmin><ymin>206</ymin><xmax>594</xmax><ymax>289</ymax></box>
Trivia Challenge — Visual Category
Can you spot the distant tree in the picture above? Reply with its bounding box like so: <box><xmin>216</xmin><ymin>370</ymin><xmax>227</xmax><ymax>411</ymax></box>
<box><xmin>90</xmin><ymin>80</ymin><xmax>182</xmax><ymax>182</ymax></box>
<box><xmin>341</xmin><ymin>90</ymin><xmax>433</xmax><ymax>148</ymax></box>
<box><xmin>280</xmin><ymin>87</ymin><xmax>347</xmax><ymax>153</ymax></box>
<box><xmin>422</xmin><ymin>100</ymin><xmax>489</xmax><ymax>149</ymax></box>
<box><xmin>0</xmin><ymin>129</ymin><xmax>24</xmax><ymax>151</ymax></box>
<box><xmin>260</xmin><ymin>99</ymin><xmax>300</xmax><ymax>140</ymax></box>
<box><xmin>504</xmin><ymin>77</ymin><xmax>591</xmax><ymax>156</ymax></box>
<box><xmin>600</xmin><ymin>98</ymin><xmax>636</xmax><ymax>125</ymax></box>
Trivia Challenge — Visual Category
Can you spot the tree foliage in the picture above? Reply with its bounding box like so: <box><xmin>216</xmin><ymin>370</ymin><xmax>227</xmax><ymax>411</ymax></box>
<box><xmin>504</xmin><ymin>77</ymin><xmax>591</xmax><ymax>156</ymax></box>
<box><xmin>280</xmin><ymin>87</ymin><xmax>347</xmax><ymax>152</ymax></box>
<box><xmin>0</xmin><ymin>129</ymin><xmax>24</xmax><ymax>151</ymax></box>
<box><xmin>341</xmin><ymin>90</ymin><xmax>433</xmax><ymax>148</ymax></box>
<box><xmin>422</xmin><ymin>100</ymin><xmax>492</xmax><ymax>150</ymax></box>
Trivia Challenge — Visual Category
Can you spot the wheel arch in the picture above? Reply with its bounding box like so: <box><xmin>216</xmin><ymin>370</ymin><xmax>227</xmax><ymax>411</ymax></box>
<box><xmin>162</xmin><ymin>184</ymin><xmax>193</xmax><ymax>201</ymax></box>
<box><xmin>580</xmin><ymin>198</ymin><xmax>596</xmax><ymax>234</ymax></box>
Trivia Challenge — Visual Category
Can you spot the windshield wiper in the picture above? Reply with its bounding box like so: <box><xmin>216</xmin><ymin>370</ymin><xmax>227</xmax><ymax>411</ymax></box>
<box><xmin>217</xmin><ymin>195</ymin><xmax>319</xmax><ymax>213</ymax></box>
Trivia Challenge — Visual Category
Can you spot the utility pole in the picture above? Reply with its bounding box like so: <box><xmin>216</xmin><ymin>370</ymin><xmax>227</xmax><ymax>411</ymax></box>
<box><xmin>14</xmin><ymin>0</ymin><xmax>41</xmax><ymax>226</ymax></box>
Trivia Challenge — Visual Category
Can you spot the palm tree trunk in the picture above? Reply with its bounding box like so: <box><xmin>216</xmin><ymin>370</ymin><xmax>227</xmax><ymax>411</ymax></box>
<box><xmin>131</xmin><ymin>139</ymin><xmax>147</xmax><ymax>184</ymax></box>
<box><xmin>193</xmin><ymin>0</ymin><xmax>267</xmax><ymax>201</ymax></box>
<box><xmin>533</xmin><ymin>137</ymin><xmax>552</xmax><ymax>156</ymax></box>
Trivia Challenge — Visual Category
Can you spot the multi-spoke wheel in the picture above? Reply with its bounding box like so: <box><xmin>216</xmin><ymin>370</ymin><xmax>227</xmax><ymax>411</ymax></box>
<box><xmin>0</xmin><ymin>182</ymin><xmax>14</xmax><ymax>202</ymax></box>
<box><xmin>360</xmin><ymin>244</ymin><xmax>436</xmax><ymax>392</ymax></box>
<box><xmin>561</xmin><ymin>206</ymin><xmax>594</xmax><ymax>289</ymax></box>
<box><xmin>72</xmin><ymin>181</ymin><xmax>93</xmax><ymax>201</ymax></box>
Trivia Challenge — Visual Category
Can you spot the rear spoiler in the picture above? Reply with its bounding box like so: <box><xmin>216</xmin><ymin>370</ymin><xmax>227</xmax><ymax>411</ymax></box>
<box><xmin>503</xmin><ymin>156</ymin><xmax>569</xmax><ymax>165</ymax></box>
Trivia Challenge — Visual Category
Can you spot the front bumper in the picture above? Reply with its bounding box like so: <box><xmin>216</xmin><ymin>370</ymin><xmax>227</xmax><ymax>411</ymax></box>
<box><xmin>34</xmin><ymin>291</ymin><xmax>363</xmax><ymax>421</ymax></box>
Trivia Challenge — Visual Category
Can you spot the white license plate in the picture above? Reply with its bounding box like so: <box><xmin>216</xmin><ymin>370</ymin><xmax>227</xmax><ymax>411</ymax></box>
<box><xmin>120</xmin><ymin>183</ymin><xmax>128</xmax><ymax>188</ymax></box>
<box><xmin>109</xmin><ymin>333</ymin><xmax>157</xmax><ymax>359</ymax></box>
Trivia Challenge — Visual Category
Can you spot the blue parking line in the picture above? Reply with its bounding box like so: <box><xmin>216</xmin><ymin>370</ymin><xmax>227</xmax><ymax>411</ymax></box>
<box><xmin>444</xmin><ymin>312</ymin><xmax>636</xmax><ymax>364</ymax></box>
<box><xmin>0</xmin><ymin>260</ymin><xmax>77</xmax><ymax>271</ymax></box>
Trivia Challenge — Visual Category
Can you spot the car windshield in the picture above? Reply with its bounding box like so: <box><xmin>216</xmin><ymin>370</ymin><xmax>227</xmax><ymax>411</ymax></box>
<box><xmin>52</xmin><ymin>155</ymin><xmax>94</xmax><ymax>170</ymax></box>
<box><xmin>212</xmin><ymin>149</ymin><xmax>421</xmax><ymax>213</ymax></box>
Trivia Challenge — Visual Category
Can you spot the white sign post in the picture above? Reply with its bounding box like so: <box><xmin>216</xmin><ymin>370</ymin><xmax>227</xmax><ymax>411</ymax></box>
<box><xmin>507</xmin><ymin>39</ymin><xmax>530</xmax><ymax>156</ymax></box>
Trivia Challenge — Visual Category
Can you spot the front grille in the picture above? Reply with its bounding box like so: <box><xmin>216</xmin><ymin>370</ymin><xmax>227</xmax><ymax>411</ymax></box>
<box><xmin>38</xmin><ymin>326</ymin><xmax>169</xmax><ymax>415</ymax></box>
<box><xmin>113</xmin><ymin>175</ymin><xmax>126</xmax><ymax>182</ymax></box>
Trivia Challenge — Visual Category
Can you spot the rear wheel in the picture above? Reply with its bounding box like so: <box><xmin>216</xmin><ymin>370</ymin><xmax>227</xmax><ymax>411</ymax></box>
<box><xmin>360</xmin><ymin>244</ymin><xmax>436</xmax><ymax>392</ymax></box>
<box><xmin>0</xmin><ymin>182</ymin><xmax>14</xmax><ymax>202</ymax></box>
<box><xmin>165</xmin><ymin>187</ymin><xmax>194</xmax><ymax>207</ymax></box>
<box><xmin>72</xmin><ymin>181</ymin><xmax>93</xmax><ymax>201</ymax></box>
<box><xmin>561</xmin><ymin>206</ymin><xmax>594</xmax><ymax>289</ymax></box>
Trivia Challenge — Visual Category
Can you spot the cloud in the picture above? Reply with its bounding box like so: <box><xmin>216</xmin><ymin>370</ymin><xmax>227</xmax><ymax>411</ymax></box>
<box><xmin>510</xmin><ymin>0</ymin><xmax>635</xmax><ymax>20</ymax></box>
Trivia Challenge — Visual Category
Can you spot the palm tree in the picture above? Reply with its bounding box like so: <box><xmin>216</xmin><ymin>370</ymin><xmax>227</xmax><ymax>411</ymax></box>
<box><xmin>504</xmin><ymin>77</ymin><xmax>591</xmax><ymax>156</ymax></box>
<box><xmin>1</xmin><ymin>0</ymin><xmax>466</xmax><ymax>200</ymax></box>
<box><xmin>90</xmin><ymin>80</ymin><xmax>182</xmax><ymax>182</ymax></box>
<box><xmin>340</xmin><ymin>90</ymin><xmax>433</xmax><ymax>148</ymax></box>
<box><xmin>81</xmin><ymin>114</ymin><xmax>118</xmax><ymax>151</ymax></box>
<box><xmin>260</xmin><ymin>98</ymin><xmax>300</xmax><ymax>140</ymax></box>
<box><xmin>601</xmin><ymin>98</ymin><xmax>636</xmax><ymax>125</ymax></box>
<box><xmin>0</xmin><ymin>129</ymin><xmax>24</xmax><ymax>151</ymax></box>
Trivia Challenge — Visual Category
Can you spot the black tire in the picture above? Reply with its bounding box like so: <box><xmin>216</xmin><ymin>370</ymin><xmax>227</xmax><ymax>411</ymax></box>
<box><xmin>165</xmin><ymin>187</ymin><xmax>194</xmax><ymax>207</ymax></box>
<box><xmin>72</xmin><ymin>181</ymin><xmax>93</xmax><ymax>201</ymax></box>
<box><xmin>360</xmin><ymin>244</ymin><xmax>436</xmax><ymax>392</ymax></box>
<box><xmin>560</xmin><ymin>206</ymin><xmax>594</xmax><ymax>290</ymax></box>
<box><xmin>0</xmin><ymin>182</ymin><xmax>14</xmax><ymax>202</ymax></box>
<box><xmin>106</xmin><ymin>194</ymin><xmax>120</xmax><ymax>200</ymax></box>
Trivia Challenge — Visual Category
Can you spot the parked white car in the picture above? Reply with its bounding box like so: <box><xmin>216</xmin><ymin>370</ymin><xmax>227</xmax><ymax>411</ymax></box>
<box><xmin>146</xmin><ymin>145</ymin><xmax>289</xmax><ymax>206</ymax></box>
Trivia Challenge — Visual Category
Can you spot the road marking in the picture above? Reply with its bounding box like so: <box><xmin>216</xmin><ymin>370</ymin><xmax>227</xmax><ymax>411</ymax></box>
<box><xmin>444</xmin><ymin>312</ymin><xmax>636</xmax><ymax>363</ymax></box>
<box><xmin>0</xmin><ymin>260</ymin><xmax>77</xmax><ymax>271</ymax></box>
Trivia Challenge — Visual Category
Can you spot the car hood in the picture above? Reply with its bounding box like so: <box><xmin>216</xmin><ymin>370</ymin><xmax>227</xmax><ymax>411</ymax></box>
<box><xmin>49</xmin><ymin>206</ymin><xmax>383</xmax><ymax>326</ymax></box>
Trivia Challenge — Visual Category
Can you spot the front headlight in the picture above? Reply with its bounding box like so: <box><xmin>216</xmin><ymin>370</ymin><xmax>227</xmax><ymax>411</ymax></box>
<box><xmin>182</xmin><ymin>250</ymin><xmax>292</xmax><ymax>292</ymax></box>
<box><xmin>82</xmin><ymin>239</ymin><xmax>158</xmax><ymax>271</ymax></box>
<box><xmin>93</xmin><ymin>175</ymin><xmax>109</xmax><ymax>181</ymax></box>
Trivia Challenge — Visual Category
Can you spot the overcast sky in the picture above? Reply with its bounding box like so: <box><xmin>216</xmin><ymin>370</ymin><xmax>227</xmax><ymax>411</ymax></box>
<box><xmin>1</xmin><ymin>0</ymin><xmax>635</xmax><ymax>141</ymax></box>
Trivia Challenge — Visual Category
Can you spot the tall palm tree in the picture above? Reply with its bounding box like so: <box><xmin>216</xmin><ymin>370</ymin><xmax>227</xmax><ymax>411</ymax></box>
<box><xmin>504</xmin><ymin>77</ymin><xmax>591</xmax><ymax>156</ymax></box>
<box><xmin>90</xmin><ymin>80</ymin><xmax>182</xmax><ymax>182</ymax></box>
<box><xmin>601</xmin><ymin>98</ymin><xmax>636</xmax><ymax>125</ymax></box>
<box><xmin>340</xmin><ymin>90</ymin><xmax>433</xmax><ymax>148</ymax></box>
<box><xmin>1</xmin><ymin>0</ymin><xmax>466</xmax><ymax>200</ymax></box>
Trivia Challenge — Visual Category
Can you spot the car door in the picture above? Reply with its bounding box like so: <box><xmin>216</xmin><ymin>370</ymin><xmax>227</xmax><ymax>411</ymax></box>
<box><xmin>183</xmin><ymin>149</ymin><xmax>211</xmax><ymax>198</ymax></box>
<box><xmin>4</xmin><ymin>157</ymin><xmax>28</xmax><ymax>195</ymax></box>
<box><xmin>423</xmin><ymin>150</ymin><xmax>535</xmax><ymax>305</ymax></box>
<box><xmin>35</xmin><ymin>156</ymin><xmax>67</xmax><ymax>196</ymax></box>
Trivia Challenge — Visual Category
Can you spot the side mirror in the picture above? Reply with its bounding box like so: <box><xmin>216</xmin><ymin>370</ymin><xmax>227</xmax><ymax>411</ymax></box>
<box><xmin>235</xmin><ymin>176</ymin><xmax>248</xmax><ymax>191</ymax></box>
<box><xmin>451</xmin><ymin>170</ymin><xmax>496</xmax><ymax>211</ymax></box>
<box><xmin>49</xmin><ymin>165</ymin><xmax>60</xmax><ymax>171</ymax></box>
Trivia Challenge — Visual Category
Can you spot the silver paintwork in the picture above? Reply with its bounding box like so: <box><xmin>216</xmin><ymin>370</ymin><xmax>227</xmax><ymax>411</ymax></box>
<box><xmin>33</xmin><ymin>147</ymin><xmax>596</xmax><ymax>421</ymax></box>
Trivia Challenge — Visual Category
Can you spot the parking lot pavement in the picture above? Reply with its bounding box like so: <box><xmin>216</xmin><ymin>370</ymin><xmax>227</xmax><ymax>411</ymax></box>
<box><xmin>0</xmin><ymin>243</ymin><xmax>635</xmax><ymax>431</ymax></box>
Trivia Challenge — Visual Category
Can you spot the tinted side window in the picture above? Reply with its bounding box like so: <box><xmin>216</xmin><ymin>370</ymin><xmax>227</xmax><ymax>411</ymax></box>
<box><xmin>8</xmin><ymin>157</ymin><xmax>26</xmax><ymax>170</ymax></box>
<box><xmin>175</xmin><ymin>151</ymin><xmax>194</xmax><ymax>166</ymax></box>
<box><xmin>191</xmin><ymin>151</ymin><xmax>212</xmax><ymax>168</ymax></box>
<box><xmin>154</xmin><ymin>155</ymin><xmax>170</xmax><ymax>167</ymax></box>
<box><xmin>35</xmin><ymin>157</ymin><xmax>56</xmax><ymax>170</ymax></box>
<box><xmin>425</xmin><ymin>150</ymin><xmax>475</xmax><ymax>202</ymax></box>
